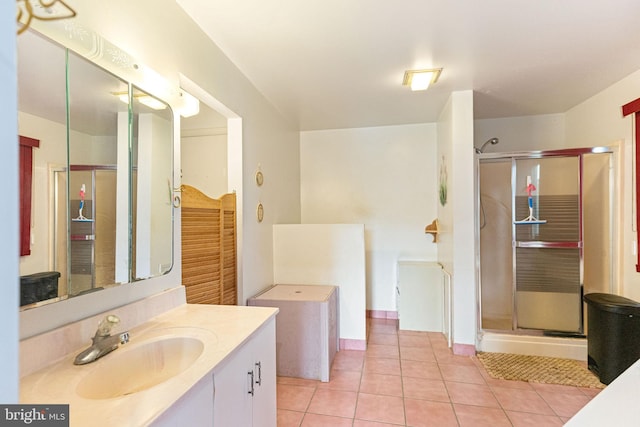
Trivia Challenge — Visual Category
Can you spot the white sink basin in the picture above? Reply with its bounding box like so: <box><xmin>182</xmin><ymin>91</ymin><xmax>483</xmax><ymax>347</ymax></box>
<box><xmin>76</xmin><ymin>336</ymin><xmax>204</xmax><ymax>399</ymax></box>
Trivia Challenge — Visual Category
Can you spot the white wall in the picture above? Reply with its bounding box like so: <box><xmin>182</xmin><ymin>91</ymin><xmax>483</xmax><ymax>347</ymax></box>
<box><xmin>437</xmin><ymin>96</ymin><xmax>454</xmax><ymax>345</ymax></box>
<box><xmin>273</xmin><ymin>224</ymin><xmax>366</xmax><ymax>343</ymax></box>
<box><xmin>136</xmin><ymin>113</ymin><xmax>173</xmax><ymax>277</ymax></box>
<box><xmin>0</xmin><ymin>0</ymin><xmax>18</xmax><ymax>402</ymax></box>
<box><xmin>437</xmin><ymin>91</ymin><xmax>477</xmax><ymax>352</ymax></box>
<box><xmin>300</xmin><ymin>124</ymin><xmax>437</xmax><ymax>312</ymax></box>
<box><xmin>474</xmin><ymin>113</ymin><xmax>565</xmax><ymax>152</ymax></box>
<box><xmin>565</xmin><ymin>69</ymin><xmax>640</xmax><ymax>301</ymax></box>
<box><xmin>565</xmin><ymin>70</ymin><xmax>639</xmax><ymax>149</ymax></box>
<box><xmin>151</xmin><ymin>115</ymin><xmax>174</xmax><ymax>275</ymax></box>
<box><xmin>18</xmin><ymin>112</ymin><xmax>67</xmax><ymax>276</ymax></box>
<box><xmin>70</xmin><ymin>132</ymin><xmax>115</xmax><ymax>165</ymax></box>
<box><xmin>181</xmin><ymin>132</ymin><xmax>228</xmax><ymax>199</ymax></box>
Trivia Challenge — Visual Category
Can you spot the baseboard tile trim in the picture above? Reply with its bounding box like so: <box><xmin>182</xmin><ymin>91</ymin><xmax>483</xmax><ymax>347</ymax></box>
<box><xmin>453</xmin><ymin>343</ymin><xmax>476</xmax><ymax>356</ymax></box>
<box><xmin>340</xmin><ymin>339</ymin><xmax>367</xmax><ymax>351</ymax></box>
<box><xmin>367</xmin><ymin>310</ymin><xmax>398</xmax><ymax>320</ymax></box>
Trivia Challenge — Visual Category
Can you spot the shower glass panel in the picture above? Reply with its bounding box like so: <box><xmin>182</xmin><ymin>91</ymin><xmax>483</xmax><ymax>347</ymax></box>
<box><xmin>514</xmin><ymin>157</ymin><xmax>582</xmax><ymax>333</ymax></box>
<box><xmin>53</xmin><ymin>169</ymin><xmax>68</xmax><ymax>297</ymax></box>
<box><xmin>69</xmin><ymin>169</ymin><xmax>95</xmax><ymax>296</ymax></box>
<box><xmin>479</xmin><ymin>160</ymin><xmax>513</xmax><ymax>330</ymax></box>
<box><xmin>94</xmin><ymin>170</ymin><xmax>117</xmax><ymax>287</ymax></box>
<box><xmin>582</xmin><ymin>153</ymin><xmax>613</xmax><ymax>296</ymax></box>
<box><xmin>478</xmin><ymin>148</ymin><xmax>614</xmax><ymax>335</ymax></box>
<box><xmin>56</xmin><ymin>167</ymin><xmax>117</xmax><ymax>296</ymax></box>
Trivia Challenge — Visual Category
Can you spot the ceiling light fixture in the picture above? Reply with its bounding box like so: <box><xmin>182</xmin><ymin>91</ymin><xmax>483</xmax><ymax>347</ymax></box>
<box><xmin>402</xmin><ymin>68</ymin><xmax>442</xmax><ymax>91</ymax></box>
<box><xmin>178</xmin><ymin>91</ymin><xmax>200</xmax><ymax>118</ymax></box>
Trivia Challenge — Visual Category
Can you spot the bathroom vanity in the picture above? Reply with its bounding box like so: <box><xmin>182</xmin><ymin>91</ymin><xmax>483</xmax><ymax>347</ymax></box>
<box><xmin>16</xmin><ymin>16</ymin><xmax>275</xmax><ymax>427</ymax></box>
<box><xmin>20</xmin><ymin>301</ymin><xmax>278</xmax><ymax>427</ymax></box>
<box><xmin>16</xmin><ymin>14</ymin><xmax>278</xmax><ymax>427</ymax></box>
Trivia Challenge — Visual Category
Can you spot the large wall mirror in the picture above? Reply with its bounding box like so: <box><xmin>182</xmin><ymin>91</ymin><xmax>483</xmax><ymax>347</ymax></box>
<box><xmin>18</xmin><ymin>29</ymin><xmax>174</xmax><ymax>309</ymax></box>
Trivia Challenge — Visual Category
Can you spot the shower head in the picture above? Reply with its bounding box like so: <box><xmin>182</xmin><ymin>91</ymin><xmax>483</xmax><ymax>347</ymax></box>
<box><xmin>475</xmin><ymin>137</ymin><xmax>499</xmax><ymax>154</ymax></box>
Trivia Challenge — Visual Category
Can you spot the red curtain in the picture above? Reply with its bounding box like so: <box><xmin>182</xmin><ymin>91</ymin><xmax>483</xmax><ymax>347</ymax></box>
<box><xmin>19</xmin><ymin>136</ymin><xmax>39</xmax><ymax>257</ymax></box>
<box><xmin>622</xmin><ymin>98</ymin><xmax>640</xmax><ymax>272</ymax></box>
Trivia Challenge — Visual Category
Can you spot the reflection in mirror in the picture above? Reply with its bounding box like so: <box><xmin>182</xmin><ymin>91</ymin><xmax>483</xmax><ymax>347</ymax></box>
<box><xmin>66</xmin><ymin>49</ymin><xmax>128</xmax><ymax>296</ymax></box>
<box><xmin>17</xmin><ymin>29</ymin><xmax>175</xmax><ymax>309</ymax></box>
<box><xmin>130</xmin><ymin>86</ymin><xmax>174</xmax><ymax>281</ymax></box>
<box><xmin>18</xmin><ymin>30</ymin><xmax>67</xmax><ymax>305</ymax></box>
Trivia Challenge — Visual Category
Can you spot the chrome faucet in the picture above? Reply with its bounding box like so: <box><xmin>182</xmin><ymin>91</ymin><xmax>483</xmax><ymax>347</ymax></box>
<box><xmin>74</xmin><ymin>314</ymin><xmax>130</xmax><ymax>365</ymax></box>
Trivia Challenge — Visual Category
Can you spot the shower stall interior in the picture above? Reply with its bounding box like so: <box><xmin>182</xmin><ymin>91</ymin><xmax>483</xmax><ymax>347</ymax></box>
<box><xmin>54</xmin><ymin>166</ymin><xmax>118</xmax><ymax>297</ymax></box>
<box><xmin>477</xmin><ymin>147</ymin><xmax>615</xmax><ymax>336</ymax></box>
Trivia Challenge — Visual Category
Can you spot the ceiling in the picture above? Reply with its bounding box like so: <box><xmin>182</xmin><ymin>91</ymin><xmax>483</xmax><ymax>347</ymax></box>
<box><xmin>176</xmin><ymin>0</ymin><xmax>640</xmax><ymax>131</ymax></box>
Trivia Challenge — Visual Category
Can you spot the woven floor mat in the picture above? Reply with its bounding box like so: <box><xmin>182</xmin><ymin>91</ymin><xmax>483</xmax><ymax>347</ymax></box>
<box><xmin>476</xmin><ymin>352</ymin><xmax>605</xmax><ymax>389</ymax></box>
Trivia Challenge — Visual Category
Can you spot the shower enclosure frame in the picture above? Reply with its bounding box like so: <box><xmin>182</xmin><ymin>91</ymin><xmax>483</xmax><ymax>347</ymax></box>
<box><xmin>53</xmin><ymin>165</ymin><xmax>118</xmax><ymax>297</ymax></box>
<box><xmin>475</xmin><ymin>145</ymin><xmax>617</xmax><ymax>337</ymax></box>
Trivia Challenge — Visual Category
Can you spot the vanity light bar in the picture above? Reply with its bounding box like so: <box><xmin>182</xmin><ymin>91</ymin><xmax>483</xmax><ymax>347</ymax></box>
<box><xmin>112</xmin><ymin>92</ymin><xmax>167</xmax><ymax>110</ymax></box>
<box><xmin>29</xmin><ymin>20</ymin><xmax>200</xmax><ymax>118</ymax></box>
<box><xmin>178</xmin><ymin>91</ymin><xmax>200</xmax><ymax>118</ymax></box>
<box><xmin>112</xmin><ymin>91</ymin><xmax>199</xmax><ymax>117</ymax></box>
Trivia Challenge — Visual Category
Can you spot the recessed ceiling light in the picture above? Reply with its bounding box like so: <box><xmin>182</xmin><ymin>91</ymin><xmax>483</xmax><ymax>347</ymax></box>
<box><xmin>402</xmin><ymin>68</ymin><xmax>442</xmax><ymax>91</ymax></box>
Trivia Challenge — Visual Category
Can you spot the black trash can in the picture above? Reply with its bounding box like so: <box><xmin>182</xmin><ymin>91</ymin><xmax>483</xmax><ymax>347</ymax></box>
<box><xmin>20</xmin><ymin>271</ymin><xmax>60</xmax><ymax>306</ymax></box>
<box><xmin>583</xmin><ymin>293</ymin><xmax>640</xmax><ymax>385</ymax></box>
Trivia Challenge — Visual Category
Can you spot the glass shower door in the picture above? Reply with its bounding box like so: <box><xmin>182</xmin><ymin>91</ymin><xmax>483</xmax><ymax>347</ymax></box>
<box><xmin>514</xmin><ymin>156</ymin><xmax>582</xmax><ymax>333</ymax></box>
<box><xmin>59</xmin><ymin>168</ymin><xmax>118</xmax><ymax>296</ymax></box>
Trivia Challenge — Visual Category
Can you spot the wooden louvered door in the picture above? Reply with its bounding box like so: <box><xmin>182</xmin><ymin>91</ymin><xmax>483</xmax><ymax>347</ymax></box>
<box><xmin>221</xmin><ymin>200</ymin><xmax>237</xmax><ymax>305</ymax></box>
<box><xmin>181</xmin><ymin>185</ymin><xmax>237</xmax><ymax>305</ymax></box>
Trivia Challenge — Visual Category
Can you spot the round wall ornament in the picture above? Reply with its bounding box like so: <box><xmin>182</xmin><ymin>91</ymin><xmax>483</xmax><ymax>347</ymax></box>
<box><xmin>257</xmin><ymin>202</ymin><xmax>264</xmax><ymax>222</ymax></box>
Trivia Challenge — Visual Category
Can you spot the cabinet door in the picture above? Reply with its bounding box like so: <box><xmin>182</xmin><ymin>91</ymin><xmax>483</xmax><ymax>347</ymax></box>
<box><xmin>251</xmin><ymin>319</ymin><xmax>276</xmax><ymax>427</ymax></box>
<box><xmin>398</xmin><ymin>261</ymin><xmax>443</xmax><ymax>332</ymax></box>
<box><xmin>152</xmin><ymin>373</ymin><xmax>214</xmax><ymax>427</ymax></box>
<box><xmin>213</xmin><ymin>344</ymin><xmax>253</xmax><ymax>427</ymax></box>
<box><xmin>212</xmin><ymin>318</ymin><xmax>277</xmax><ymax>427</ymax></box>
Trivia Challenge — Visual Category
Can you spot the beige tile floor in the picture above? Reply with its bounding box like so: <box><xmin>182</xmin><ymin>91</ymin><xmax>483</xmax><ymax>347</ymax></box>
<box><xmin>276</xmin><ymin>318</ymin><xmax>602</xmax><ymax>427</ymax></box>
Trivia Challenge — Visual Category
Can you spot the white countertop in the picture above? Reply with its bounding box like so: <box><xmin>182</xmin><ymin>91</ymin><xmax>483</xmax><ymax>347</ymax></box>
<box><xmin>251</xmin><ymin>284</ymin><xmax>337</xmax><ymax>302</ymax></box>
<box><xmin>20</xmin><ymin>304</ymin><xmax>278</xmax><ymax>426</ymax></box>
<box><xmin>565</xmin><ymin>359</ymin><xmax>640</xmax><ymax>426</ymax></box>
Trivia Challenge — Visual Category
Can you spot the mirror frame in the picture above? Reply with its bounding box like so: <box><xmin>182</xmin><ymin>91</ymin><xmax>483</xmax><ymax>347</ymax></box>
<box><xmin>19</xmin><ymin>20</ymin><xmax>190</xmax><ymax>339</ymax></box>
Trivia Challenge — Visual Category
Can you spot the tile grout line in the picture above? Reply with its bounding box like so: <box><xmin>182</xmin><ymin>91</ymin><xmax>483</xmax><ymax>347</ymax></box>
<box><xmin>397</xmin><ymin>328</ymin><xmax>409</xmax><ymax>427</ymax></box>
<box><xmin>352</xmin><ymin>341</ymin><xmax>366</xmax><ymax>426</ymax></box>
<box><xmin>281</xmin><ymin>319</ymin><xmax>589</xmax><ymax>426</ymax></box>
<box><xmin>430</xmin><ymin>333</ymin><xmax>462</xmax><ymax>427</ymax></box>
<box><xmin>471</xmin><ymin>352</ymin><xmax>567</xmax><ymax>424</ymax></box>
